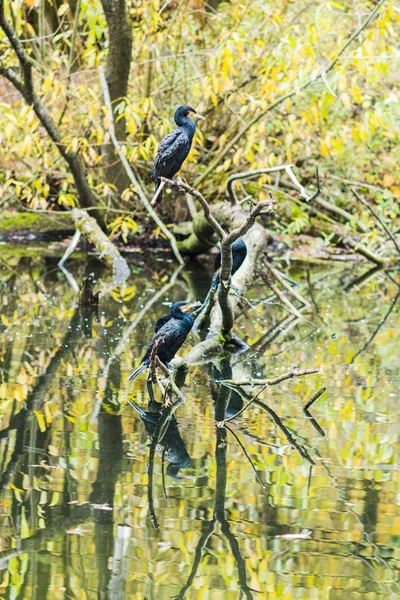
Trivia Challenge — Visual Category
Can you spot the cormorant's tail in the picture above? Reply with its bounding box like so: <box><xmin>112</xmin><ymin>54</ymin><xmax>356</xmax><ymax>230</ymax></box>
<box><xmin>126</xmin><ymin>362</ymin><xmax>147</xmax><ymax>382</ymax></box>
<box><xmin>210</xmin><ymin>270</ymin><xmax>220</xmax><ymax>291</ymax></box>
<box><xmin>126</xmin><ymin>396</ymin><xmax>146</xmax><ymax>417</ymax></box>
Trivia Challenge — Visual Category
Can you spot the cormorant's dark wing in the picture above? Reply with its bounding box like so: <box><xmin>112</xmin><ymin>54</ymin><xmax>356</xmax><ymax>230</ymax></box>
<box><xmin>142</xmin><ymin>317</ymin><xmax>191</xmax><ymax>364</ymax></box>
<box><xmin>151</xmin><ymin>127</ymin><xmax>192</xmax><ymax>182</ymax></box>
<box><xmin>154</xmin><ymin>313</ymin><xmax>172</xmax><ymax>333</ymax></box>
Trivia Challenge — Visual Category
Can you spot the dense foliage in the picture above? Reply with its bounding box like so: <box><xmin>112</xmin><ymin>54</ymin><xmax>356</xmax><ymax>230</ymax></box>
<box><xmin>0</xmin><ymin>0</ymin><xmax>399</xmax><ymax>241</ymax></box>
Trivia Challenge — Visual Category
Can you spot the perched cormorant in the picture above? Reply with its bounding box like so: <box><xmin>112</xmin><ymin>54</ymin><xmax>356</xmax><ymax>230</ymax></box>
<box><xmin>151</xmin><ymin>105</ymin><xmax>205</xmax><ymax>206</ymax></box>
<box><xmin>127</xmin><ymin>301</ymin><xmax>195</xmax><ymax>381</ymax></box>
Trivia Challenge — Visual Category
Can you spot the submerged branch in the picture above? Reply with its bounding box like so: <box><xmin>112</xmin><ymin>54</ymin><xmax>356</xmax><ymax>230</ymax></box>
<box><xmin>221</xmin><ymin>367</ymin><xmax>319</xmax><ymax>387</ymax></box>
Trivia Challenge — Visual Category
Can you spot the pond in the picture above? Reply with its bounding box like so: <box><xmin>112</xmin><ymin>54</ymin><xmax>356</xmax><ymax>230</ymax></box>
<box><xmin>0</xmin><ymin>250</ymin><xmax>399</xmax><ymax>599</ymax></box>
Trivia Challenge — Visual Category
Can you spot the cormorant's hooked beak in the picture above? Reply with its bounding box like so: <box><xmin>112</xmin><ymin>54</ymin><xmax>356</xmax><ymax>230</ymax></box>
<box><xmin>190</xmin><ymin>112</ymin><xmax>205</xmax><ymax>121</ymax></box>
<box><xmin>181</xmin><ymin>301</ymin><xmax>202</xmax><ymax>313</ymax></box>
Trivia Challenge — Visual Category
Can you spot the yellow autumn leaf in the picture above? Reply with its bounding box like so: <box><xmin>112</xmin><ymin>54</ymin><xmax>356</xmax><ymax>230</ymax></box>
<box><xmin>34</xmin><ymin>410</ymin><xmax>46</xmax><ymax>433</ymax></box>
<box><xmin>1</xmin><ymin>315</ymin><xmax>10</xmax><ymax>327</ymax></box>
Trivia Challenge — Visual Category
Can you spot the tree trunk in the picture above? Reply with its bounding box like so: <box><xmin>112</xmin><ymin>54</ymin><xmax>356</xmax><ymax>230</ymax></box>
<box><xmin>100</xmin><ymin>0</ymin><xmax>132</xmax><ymax>196</ymax></box>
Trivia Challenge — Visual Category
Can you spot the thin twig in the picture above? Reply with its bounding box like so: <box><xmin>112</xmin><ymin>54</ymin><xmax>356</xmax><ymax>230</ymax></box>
<box><xmin>303</xmin><ymin>387</ymin><xmax>326</xmax><ymax>411</ymax></box>
<box><xmin>225</xmin><ymin>424</ymin><xmax>268</xmax><ymax>494</ymax></box>
<box><xmin>259</xmin><ymin>266</ymin><xmax>305</xmax><ymax>320</ymax></box>
<box><xmin>227</xmin><ymin>165</ymin><xmax>295</xmax><ymax>203</ymax></box>
<box><xmin>98</xmin><ymin>67</ymin><xmax>184</xmax><ymax>265</ymax></box>
<box><xmin>223</xmin><ymin>384</ymin><xmax>268</xmax><ymax>422</ymax></box>
<box><xmin>264</xmin><ymin>260</ymin><xmax>310</xmax><ymax>308</ymax></box>
<box><xmin>351</xmin><ymin>188</ymin><xmax>400</xmax><ymax>255</ymax></box>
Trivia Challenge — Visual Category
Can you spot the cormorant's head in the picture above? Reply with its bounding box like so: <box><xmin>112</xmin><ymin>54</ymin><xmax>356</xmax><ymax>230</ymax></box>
<box><xmin>174</xmin><ymin>105</ymin><xmax>205</xmax><ymax>125</ymax></box>
<box><xmin>170</xmin><ymin>300</ymin><xmax>200</xmax><ymax>318</ymax></box>
<box><xmin>167</xmin><ymin>457</ymin><xmax>191</xmax><ymax>480</ymax></box>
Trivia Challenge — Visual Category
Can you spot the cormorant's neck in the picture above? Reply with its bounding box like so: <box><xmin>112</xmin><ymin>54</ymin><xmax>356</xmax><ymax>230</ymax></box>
<box><xmin>175</xmin><ymin>115</ymin><xmax>196</xmax><ymax>135</ymax></box>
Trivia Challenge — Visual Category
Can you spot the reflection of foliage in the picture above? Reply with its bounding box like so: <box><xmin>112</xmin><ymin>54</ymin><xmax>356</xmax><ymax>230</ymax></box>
<box><xmin>0</xmin><ymin>255</ymin><xmax>400</xmax><ymax>597</ymax></box>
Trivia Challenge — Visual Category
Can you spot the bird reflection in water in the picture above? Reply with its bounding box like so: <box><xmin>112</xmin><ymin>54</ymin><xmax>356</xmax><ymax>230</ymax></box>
<box><xmin>129</xmin><ymin>398</ymin><xmax>191</xmax><ymax>481</ymax></box>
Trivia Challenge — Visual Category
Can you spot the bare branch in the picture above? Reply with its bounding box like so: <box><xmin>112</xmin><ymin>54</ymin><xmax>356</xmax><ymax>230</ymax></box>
<box><xmin>160</xmin><ymin>177</ymin><xmax>226</xmax><ymax>240</ymax></box>
<box><xmin>98</xmin><ymin>67</ymin><xmax>184</xmax><ymax>265</ymax></box>
<box><xmin>262</xmin><ymin>259</ymin><xmax>310</xmax><ymax>308</ymax></box>
<box><xmin>223</xmin><ymin>383</ymin><xmax>268</xmax><ymax>423</ymax></box>
<box><xmin>221</xmin><ymin>367</ymin><xmax>319</xmax><ymax>387</ymax></box>
<box><xmin>259</xmin><ymin>267</ymin><xmax>304</xmax><ymax>321</ymax></box>
<box><xmin>226</xmin><ymin>165</ymin><xmax>296</xmax><ymax>203</ymax></box>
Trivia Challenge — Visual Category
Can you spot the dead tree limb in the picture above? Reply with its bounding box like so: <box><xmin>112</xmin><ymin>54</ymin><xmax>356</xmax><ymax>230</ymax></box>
<box><xmin>70</xmin><ymin>208</ymin><xmax>130</xmax><ymax>284</ymax></box>
<box><xmin>226</xmin><ymin>164</ymin><xmax>312</xmax><ymax>204</ymax></box>
<box><xmin>161</xmin><ymin>177</ymin><xmax>275</xmax><ymax>338</ymax></box>
<box><xmin>263</xmin><ymin>259</ymin><xmax>311</xmax><ymax>308</ymax></box>
<box><xmin>98</xmin><ymin>67</ymin><xmax>184</xmax><ymax>266</ymax></box>
<box><xmin>259</xmin><ymin>266</ymin><xmax>305</xmax><ymax>320</ymax></box>
<box><xmin>0</xmin><ymin>1</ymin><xmax>106</xmax><ymax>230</ymax></box>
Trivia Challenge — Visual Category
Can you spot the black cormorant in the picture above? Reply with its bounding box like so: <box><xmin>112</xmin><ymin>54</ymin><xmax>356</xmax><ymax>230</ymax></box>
<box><xmin>151</xmin><ymin>105</ymin><xmax>205</xmax><ymax>206</ymax></box>
<box><xmin>127</xmin><ymin>301</ymin><xmax>195</xmax><ymax>381</ymax></box>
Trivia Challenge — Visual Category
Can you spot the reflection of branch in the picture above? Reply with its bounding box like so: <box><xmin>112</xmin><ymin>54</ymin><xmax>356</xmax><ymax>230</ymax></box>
<box><xmin>147</xmin><ymin>397</ymin><xmax>184</xmax><ymax>529</ymax></box>
<box><xmin>220</xmin><ymin>520</ymin><xmax>257</xmax><ymax>599</ymax></box>
<box><xmin>347</xmin><ymin>289</ymin><xmax>400</xmax><ymax>365</ymax></box>
<box><xmin>0</xmin><ymin>506</ymin><xmax>90</xmax><ymax>570</ymax></box>
<box><xmin>225</xmin><ymin>424</ymin><xmax>269</xmax><ymax>494</ymax></box>
<box><xmin>343</xmin><ymin>264</ymin><xmax>382</xmax><ymax>292</ymax></box>
<box><xmin>175</xmin><ymin>380</ymin><xmax>254</xmax><ymax>598</ymax></box>
<box><xmin>303</xmin><ymin>387</ymin><xmax>326</xmax><ymax>411</ymax></box>
<box><xmin>303</xmin><ymin>387</ymin><xmax>326</xmax><ymax>437</ymax></box>
<box><xmin>253</xmin><ymin>398</ymin><xmax>315</xmax><ymax>465</ymax></box>
<box><xmin>173</xmin><ymin>521</ymin><xmax>216</xmax><ymax>599</ymax></box>
<box><xmin>98</xmin><ymin>66</ymin><xmax>184</xmax><ymax>266</ymax></box>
